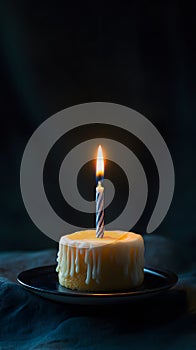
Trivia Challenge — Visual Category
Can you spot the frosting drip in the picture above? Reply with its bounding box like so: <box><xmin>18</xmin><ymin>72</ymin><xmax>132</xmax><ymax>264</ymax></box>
<box><xmin>56</xmin><ymin>245</ymin><xmax>103</xmax><ymax>284</ymax></box>
<box><xmin>56</xmin><ymin>244</ymin><xmax>144</xmax><ymax>286</ymax></box>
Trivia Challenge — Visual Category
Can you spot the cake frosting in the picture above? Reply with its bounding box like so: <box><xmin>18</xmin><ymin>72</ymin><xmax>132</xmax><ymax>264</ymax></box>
<box><xmin>56</xmin><ymin>230</ymin><xmax>144</xmax><ymax>292</ymax></box>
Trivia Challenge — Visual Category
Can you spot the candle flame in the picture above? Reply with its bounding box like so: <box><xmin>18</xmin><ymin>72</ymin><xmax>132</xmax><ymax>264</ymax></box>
<box><xmin>96</xmin><ymin>145</ymin><xmax>104</xmax><ymax>179</ymax></box>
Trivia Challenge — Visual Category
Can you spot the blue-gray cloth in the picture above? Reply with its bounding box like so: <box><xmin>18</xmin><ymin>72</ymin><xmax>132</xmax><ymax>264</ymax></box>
<box><xmin>0</xmin><ymin>236</ymin><xmax>195</xmax><ymax>350</ymax></box>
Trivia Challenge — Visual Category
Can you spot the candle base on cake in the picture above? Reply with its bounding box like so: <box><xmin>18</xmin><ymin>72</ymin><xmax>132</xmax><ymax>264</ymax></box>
<box><xmin>56</xmin><ymin>230</ymin><xmax>144</xmax><ymax>292</ymax></box>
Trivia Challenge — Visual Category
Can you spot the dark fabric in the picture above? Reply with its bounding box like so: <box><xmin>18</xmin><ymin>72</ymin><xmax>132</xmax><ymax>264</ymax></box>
<box><xmin>0</xmin><ymin>237</ymin><xmax>195</xmax><ymax>350</ymax></box>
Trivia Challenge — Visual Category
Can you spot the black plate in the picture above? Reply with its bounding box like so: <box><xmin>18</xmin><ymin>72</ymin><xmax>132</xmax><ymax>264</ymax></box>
<box><xmin>17</xmin><ymin>265</ymin><xmax>178</xmax><ymax>305</ymax></box>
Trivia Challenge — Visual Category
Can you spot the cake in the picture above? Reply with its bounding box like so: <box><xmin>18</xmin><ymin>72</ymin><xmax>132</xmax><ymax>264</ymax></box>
<box><xmin>56</xmin><ymin>230</ymin><xmax>144</xmax><ymax>292</ymax></box>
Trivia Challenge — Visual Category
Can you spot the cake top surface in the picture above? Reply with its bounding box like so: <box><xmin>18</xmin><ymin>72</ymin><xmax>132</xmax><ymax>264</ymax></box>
<box><xmin>59</xmin><ymin>230</ymin><xmax>143</xmax><ymax>248</ymax></box>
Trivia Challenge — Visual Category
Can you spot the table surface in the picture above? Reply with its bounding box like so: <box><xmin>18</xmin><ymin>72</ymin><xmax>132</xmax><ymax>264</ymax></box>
<box><xmin>0</xmin><ymin>236</ymin><xmax>195</xmax><ymax>350</ymax></box>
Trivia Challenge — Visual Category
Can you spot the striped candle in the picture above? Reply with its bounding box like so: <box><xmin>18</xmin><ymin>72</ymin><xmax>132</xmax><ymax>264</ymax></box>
<box><xmin>96</xmin><ymin>181</ymin><xmax>104</xmax><ymax>238</ymax></box>
<box><xmin>96</xmin><ymin>145</ymin><xmax>104</xmax><ymax>238</ymax></box>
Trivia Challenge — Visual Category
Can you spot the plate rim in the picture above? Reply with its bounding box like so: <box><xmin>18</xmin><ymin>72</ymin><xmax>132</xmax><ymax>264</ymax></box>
<box><xmin>17</xmin><ymin>264</ymin><xmax>178</xmax><ymax>299</ymax></box>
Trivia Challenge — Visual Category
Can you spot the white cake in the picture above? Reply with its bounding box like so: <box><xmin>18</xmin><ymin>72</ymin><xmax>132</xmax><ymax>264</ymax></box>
<box><xmin>56</xmin><ymin>230</ymin><xmax>144</xmax><ymax>292</ymax></box>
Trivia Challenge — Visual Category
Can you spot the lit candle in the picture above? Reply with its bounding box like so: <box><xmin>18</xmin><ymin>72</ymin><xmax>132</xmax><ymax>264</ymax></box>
<box><xmin>56</xmin><ymin>144</ymin><xmax>145</xmax><ymax>292</ymax></box>
<box><xmin>96</xmin><ymin>145</ymin><xmax>104</xmax><ymax>238</ymax></box>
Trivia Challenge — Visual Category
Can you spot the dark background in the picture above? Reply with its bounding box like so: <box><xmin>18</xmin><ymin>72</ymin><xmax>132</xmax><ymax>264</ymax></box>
<box><xmin>0</xmin><ymin>1</ymin><xmax>195</xmax><ymax>264</ymax></box>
